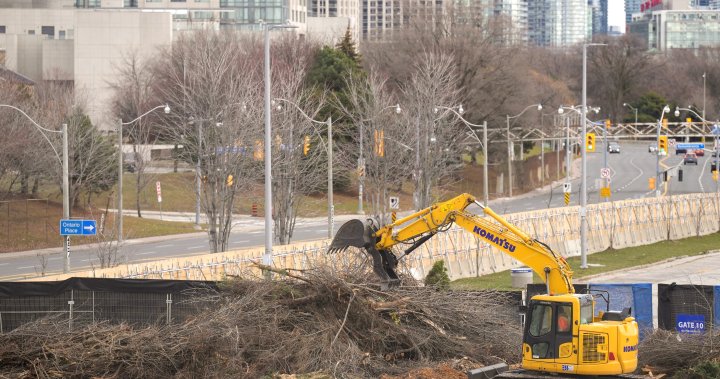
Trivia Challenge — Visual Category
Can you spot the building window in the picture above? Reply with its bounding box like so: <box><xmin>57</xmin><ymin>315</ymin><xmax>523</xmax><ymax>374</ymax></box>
<box><xmin>0</xmin><ymin>26</ymin><xmax>5</xmax><ymax>34</ymax></box>
<box><xmin>41</xmin><ymin>26</ymin><xmax>55</xmax><ymax>39</ymax></box>
<box><xmin>28</xmin><ymin>30</ymin><xmax>35</xmax><ymax>35</ymax></box>
<box><xmin>59</xmin><ymin>30</ymin><xmax>66</xmax><ymax>39</ymax></box>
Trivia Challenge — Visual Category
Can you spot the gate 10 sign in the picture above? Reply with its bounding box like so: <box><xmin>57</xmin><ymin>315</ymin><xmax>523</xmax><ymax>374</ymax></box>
<box><xmin>676</xmin><ymin>314</ymin><xmax>705</xmax><ymax>334</ymax></box>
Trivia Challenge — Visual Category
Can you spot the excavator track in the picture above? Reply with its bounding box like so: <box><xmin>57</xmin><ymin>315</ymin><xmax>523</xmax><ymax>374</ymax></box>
<box><xmin>493</xmin><ymin>369</ymin><xmax>651</xmax><ymax>378</ymax></box>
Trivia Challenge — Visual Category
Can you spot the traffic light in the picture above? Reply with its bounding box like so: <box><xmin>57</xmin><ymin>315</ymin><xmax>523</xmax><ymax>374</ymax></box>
<box><xmin>605</xmin><ymin>119</ymin><xmax>611</xmax><ymax>129</ymax></box>
<box><xmin>586</xmin><ymin>132</ymin><xmax>596</xmax><ymax>152</ymax></box>
<box><xmin>253</xmin><ymin>140</ymin><xmax>264</xmax><ymax>161</ymax></box>
<box><xmin>226</xmin><ymin>174</ymin><xmax>234</xmax><ymax>187</ymax></box>
<box><xmin>658</xmin><ymin>135</ymin><xmax>668</xmax><ymax>153</ymax></box>
<box><xmin>662</xmin><ymin>118</ymin><xmax>668</xmax><ymax>129</ymax></box>
<box><xmin>648</xmin><ymin>177</ymin><xmax>656</xmax><ymax>190</ymax></box>
<box><xmin>374</xmin><ymin>129</ymin><xmax>385</xmax><ymax>157</ymax></box>
<box><xmin>303</xmin><ymin>135</ymin><xmax>310</xmax><ymax>156</ymax></box>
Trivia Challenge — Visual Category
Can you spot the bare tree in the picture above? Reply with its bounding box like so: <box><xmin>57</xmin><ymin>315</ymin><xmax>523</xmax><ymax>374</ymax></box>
<box><xmin>336</xmin><ymin>67</ymin><xmax>409</xmax><ymax>221</ymax></box>
<box><xmin>152</xmin><ymin>31</ymin><xmax>265</xmax><ymax>253</ymax></box>
<box><xmin>270</xmin><ymin>35</ymin><xmax>327</xmax><ymax>244</ymax></box>
<box><xmin>399</xmin><ymin>49</ymin><xmax>462</xmax><ymax>209</ymax></box>
<box><xmin>587</xmin><ymin>35</ymin><xmax>655</xmax><ymax>122</ymax></box>
<box><xmin>111</xmin><ymin>50</ymin><xmax>161</xmax><ymax>218</ymax></box>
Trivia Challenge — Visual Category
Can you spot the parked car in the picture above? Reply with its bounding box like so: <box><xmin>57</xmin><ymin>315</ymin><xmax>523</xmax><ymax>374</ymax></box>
<box><xmin>695</xmin><ymin>149</ymin><xmax>705</xmax><ymax>157</ymax></box>
<box><xmin>684</xmin><ymin>153</ymin><xmax>699</xmax><ymax>165</ymax></box>
<box><xmin>608</xmin><ymin>142</ymin><xmax>621</xmax><ymax>154</ymax></box>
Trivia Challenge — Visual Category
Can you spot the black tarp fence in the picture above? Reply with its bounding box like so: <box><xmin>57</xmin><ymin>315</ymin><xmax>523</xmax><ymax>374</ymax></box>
<box><xmin>0</xmin><ymin>277</ymin><xmax>218</xmax><ymax>332</ymax></box>
<box><xmin>658</xmin><ymin>283</ymin><xmax>715</xmax><ymax>333</ymax></box>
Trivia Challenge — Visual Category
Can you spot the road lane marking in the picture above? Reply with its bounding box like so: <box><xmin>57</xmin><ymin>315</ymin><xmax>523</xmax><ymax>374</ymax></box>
<box><xmin>0</xmin><ymin>263</ymin><xmax>9</xmax><ymax>266</ymax></box>
<box><xmin>17</xmin><ymin>266</ymin><xmax>34</xmax><ymax>270</ymax></box>
<box><xmin>187</xmin><ymin>245</ymin><xmax>204</xmax><ymax>249</ymax></box>
<box><xmin>233</xmin><ymin>240</ymin><xmax>250</xmax><ymax>244</ymax></box>
<box><xmin>137</xmin><ymin>251</ymin><xmax>156</xmax><ymax>256</ymax></box>
<box><xmin>156</xmin><ymin>244</ymin><xmax>174</xmax><ymax>248</ymax></box>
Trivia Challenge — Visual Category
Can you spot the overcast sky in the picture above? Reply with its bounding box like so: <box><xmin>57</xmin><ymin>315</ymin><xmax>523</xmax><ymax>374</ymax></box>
<box><xmin>609</xmin><ymin>1</ymin><xmax>627</xmax><ymax>33</ymax></box>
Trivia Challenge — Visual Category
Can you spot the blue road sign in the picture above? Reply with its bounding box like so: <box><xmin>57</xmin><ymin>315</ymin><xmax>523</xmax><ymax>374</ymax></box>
<box><xmin>59</xmin><ymin>219</ymin><xmax>97</xmax><ymax>236</ymax></box>
<box><xmin>676</xmin><ymin>143</ymin><xmax>705</xmax><ymax>150</ymax></box>
<box><xmin>676</xmin><ymin>314</ymin><xmax>705</xmax><ymax>334</ymax></box>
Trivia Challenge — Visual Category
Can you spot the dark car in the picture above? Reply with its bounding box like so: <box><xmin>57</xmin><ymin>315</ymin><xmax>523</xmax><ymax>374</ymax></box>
<box><xmin>684</xmin><ymin>153</ymin><xmax>698</xmax><ymax>165</ymax></box>
<box><xmin>608</xmin><ymin>142</ymin><xmax>621</xmax><ymax>154</ymax></box>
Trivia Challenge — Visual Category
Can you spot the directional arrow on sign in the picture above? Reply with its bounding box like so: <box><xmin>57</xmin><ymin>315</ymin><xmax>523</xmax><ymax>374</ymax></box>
<box><xmin>83</xmin><ymin>225</ymin><xmax>95</xmax><ymax>233</ymax></box>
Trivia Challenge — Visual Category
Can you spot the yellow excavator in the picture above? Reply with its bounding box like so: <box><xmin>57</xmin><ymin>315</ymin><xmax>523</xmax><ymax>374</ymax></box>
<box><xmin>329</xmin><ymin>193</ymin><xmax>640</xmax><ymax>377</ymax></box>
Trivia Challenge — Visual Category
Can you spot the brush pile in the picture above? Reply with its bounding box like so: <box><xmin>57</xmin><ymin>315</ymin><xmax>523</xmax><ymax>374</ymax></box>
<box><xmin>639</xmin><ymin>329</ymin><xmax>720</xmax><ymax>375</ymax></box>
<box><xmin>0</xmin><ymin>266</ymin><xmax>522</xmax><ymax>378</ymax></box>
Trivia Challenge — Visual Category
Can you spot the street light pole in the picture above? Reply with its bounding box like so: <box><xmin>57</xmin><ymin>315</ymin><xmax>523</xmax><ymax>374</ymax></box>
<box><xmin>262</xmin><ymin>22</ymin><xmax>298</xmax><ymax>272</ymax></box>
<box><xmin>433</xmin><ymin>105</ymin><xmax>488</xmax><ymax>206</ymax></box>
<box><xmin>327</xmin><ymin>116</ymin><xmax>333</xmax><ymax>239</ymax></box>
<box><xmin>656</xmin><ymin>105</ymin><xmax>671</xmax><ymax>198</ymax></box>
<box><xmin>0</xmin><ymin>105</ymin><xmax>68</xmax><ymax>271</ymax></box>
<box><xmin>506</xmin><ymin>115</ymin><xmax>512</xmax><ymax>198</ymax></box>
<box><xmin>623</xmin><ymin>103</ymin><xmax>638</xmax><ymax>125</ymax></box>
<box><xmin>118</xmin><ymin>120</ymin><xmax>123</xmax><ymax>243</ymax></box>
<box><xmin>62</xmin><ymin>123</ymin><xmax>69</xmax><ymax>273</ymax></box>
<box><xmin>196</xmin><ymin>120</ymin><xmax>202</xmax><ymax>226</ymax></box>
<box><xmin>118</xmin><ymin>104</ymin><xmax>171</xmax><ymax>243</ymax></box>
<box><xmin>506</xmin><ymin>103</ymin><xmax>543</xmax><ymax>198</ymax></box>
<box><xmin>273</xmin><ymin>98</ymin><xmax>334</xmax><ymax>238</ymax></box>
<box><xmin>580</xmin><ymin>42</ymin><xmax>606</xmax><ymax>269</ymax></box>
<box><xmin>703</xmin><ymin>72</ymin><xmax>706</xmax><ymax>121</ymax></box>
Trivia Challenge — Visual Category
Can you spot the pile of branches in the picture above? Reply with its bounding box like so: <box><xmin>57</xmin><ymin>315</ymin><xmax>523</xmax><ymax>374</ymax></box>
<box><xmin>0</xmin><ymin>265</ymin><xmax>522</xmax><ymax>378</ymax></box>
<box><xmin>639</xmin><ymin>329</ymin><xmax>720</xmax><ymax>374</ymax></box>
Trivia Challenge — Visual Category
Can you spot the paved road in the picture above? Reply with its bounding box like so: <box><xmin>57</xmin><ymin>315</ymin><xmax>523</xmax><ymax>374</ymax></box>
<box><xmin>2</xmin><ymin>141</ymin><xmax>716</xmax><ymax>280</ymax></box>
<box><xmin>492</xmin><ymin>141</ymin><xmax>719</xmax><ymax>214</ymax></box>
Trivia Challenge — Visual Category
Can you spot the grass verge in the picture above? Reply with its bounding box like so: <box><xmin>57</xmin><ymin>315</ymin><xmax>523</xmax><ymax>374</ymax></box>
<box><xmin>451</xmin><ymin>232</ymin><xmax>720</xmax><ymax>291</ymax></box>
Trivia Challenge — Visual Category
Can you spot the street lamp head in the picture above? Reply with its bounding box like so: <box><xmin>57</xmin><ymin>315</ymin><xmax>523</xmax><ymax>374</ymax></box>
<box><xmin>663</xmin><ymin>105</ymin><xmax>670</xmax><ymax>113</ymax></box>
<box><xmin>623</xmin><ymin>102</ymin><xmax>627</xmax><ymax>107</ymax></box>
<box><xmin>241</xmin><ymin>103</ymin><xmax>247</xmax><ymax>112</ymax></box>
<box><xmin>458</xmin><ymin>104</ymin><xmax>464</xmax><ymax>114</ymax></box>
<box><xmin>164</xmin><ymin>104</ymin><xmax>171</xmax><ymax>114</ymax></box>
<box><xmin>674</xmin><ymin>107</ymin><xmax>680</xmax><ymax>117</ymax></box>
<box><xmin>537</xmin><ymin>104</ymin><xmax>542</xmax><ymax>111</ymax></box>
<box><xmin>558</xmin><ymin>107</ymin><xmax>564</xmax><ymax>115</ymax></box>
<box><xmin>592</xmin><ymin>107</ymin><xmax>600</xmax><ymax>114</ymax></box>
<box><xmin>433</xmin><ymin>107</ymin><xmax>439</xmax><ymax>114</ymax></box>
<box><xmin>395</xmin><ymin>104</ymin><xmax>401</xmax><ymax>114</ymax></box>
<box><xmin>430</xmin><ymin>135</ymin><xmax>437</xmax><ymax>143</ymax></box>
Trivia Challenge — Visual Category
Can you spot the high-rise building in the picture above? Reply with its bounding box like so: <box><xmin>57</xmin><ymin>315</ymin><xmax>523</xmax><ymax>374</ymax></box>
<box><xmin>528</xmin><ymin>0</ymin><xmax>588</xmax><ymax>47</ymax></box>
<box><xmin>625</xmin><ymin>0</ymin><xmax>642</xmax><ymax>26</ymax></box>
<box><xmin>589</xmin><ymin>0</ymin><xmax>607</xmax><ymax>35</ymax></box>
<box><xmin>494</xmin><ymin>0</ymin><xmax>529</xmax><ymax>44</ymax></box>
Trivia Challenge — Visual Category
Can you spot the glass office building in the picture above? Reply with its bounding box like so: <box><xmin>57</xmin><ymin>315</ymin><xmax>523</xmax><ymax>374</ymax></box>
<box><xmin>630</xmin><ymin>10</ymin><xmax>720</xmax><ymax>51</ymax></box>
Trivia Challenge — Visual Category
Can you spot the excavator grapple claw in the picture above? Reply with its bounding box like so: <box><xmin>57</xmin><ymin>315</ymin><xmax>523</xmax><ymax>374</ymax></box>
<box><xmin>328</xmin><ymin>219</ymin><xmax>375</xmax><ymax>253</ymax></box>
<box><xmin>329</xmin><ymin>218</ymin><xmax>400</xmax><ymax>286</ymax></box>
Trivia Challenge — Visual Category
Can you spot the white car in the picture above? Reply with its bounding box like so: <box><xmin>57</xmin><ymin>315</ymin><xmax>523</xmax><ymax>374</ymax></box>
<box><xmin>648</xmin><ymin>144</ymin><xmax>658</xmax><ymax>153</ymax></box>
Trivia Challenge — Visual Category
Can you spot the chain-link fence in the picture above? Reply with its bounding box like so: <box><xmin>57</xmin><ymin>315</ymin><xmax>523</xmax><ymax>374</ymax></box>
<box><xmin>0</xmin><ymin>278</ymin><xmax>216</xmax><ymax>332</ymax></box>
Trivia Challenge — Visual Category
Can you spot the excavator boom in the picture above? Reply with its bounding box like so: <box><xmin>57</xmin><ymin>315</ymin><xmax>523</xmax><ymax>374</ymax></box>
<box><xmin>329</xmin><ymin>193</ymin><xmax>573</xmax><ymax>294</ymax></box>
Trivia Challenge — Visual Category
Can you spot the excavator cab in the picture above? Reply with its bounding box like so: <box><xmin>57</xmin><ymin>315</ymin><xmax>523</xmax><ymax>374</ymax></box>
<box><xmin>520</xmin><ymin>293</ymin><xmax>639</xmax><ymax>376</ymax></box>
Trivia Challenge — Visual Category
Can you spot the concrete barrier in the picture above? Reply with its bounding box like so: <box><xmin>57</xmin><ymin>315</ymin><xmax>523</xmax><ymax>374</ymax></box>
<box><xmin>31</xmin><ymin>193</ymin><xmax>720</xmax><ymax>282</ymax></box>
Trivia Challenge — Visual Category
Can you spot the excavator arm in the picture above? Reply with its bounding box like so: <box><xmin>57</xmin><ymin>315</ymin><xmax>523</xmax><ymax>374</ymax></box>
<box><xmin>329</xmin><ymin>193</ymin><xmax>574</xmax><ymax>294</ymax></box>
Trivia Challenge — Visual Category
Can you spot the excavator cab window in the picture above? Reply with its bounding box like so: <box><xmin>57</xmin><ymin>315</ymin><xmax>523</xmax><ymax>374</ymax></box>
<box><xmin>525</xmin><ymin>301</ymin><xmax>575</xmax><ymax>360</ymax></box>
<box><xmin>527</xmin><ymin>303</ymin><xmax>553</xmax><ymax>358</ymax></box>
